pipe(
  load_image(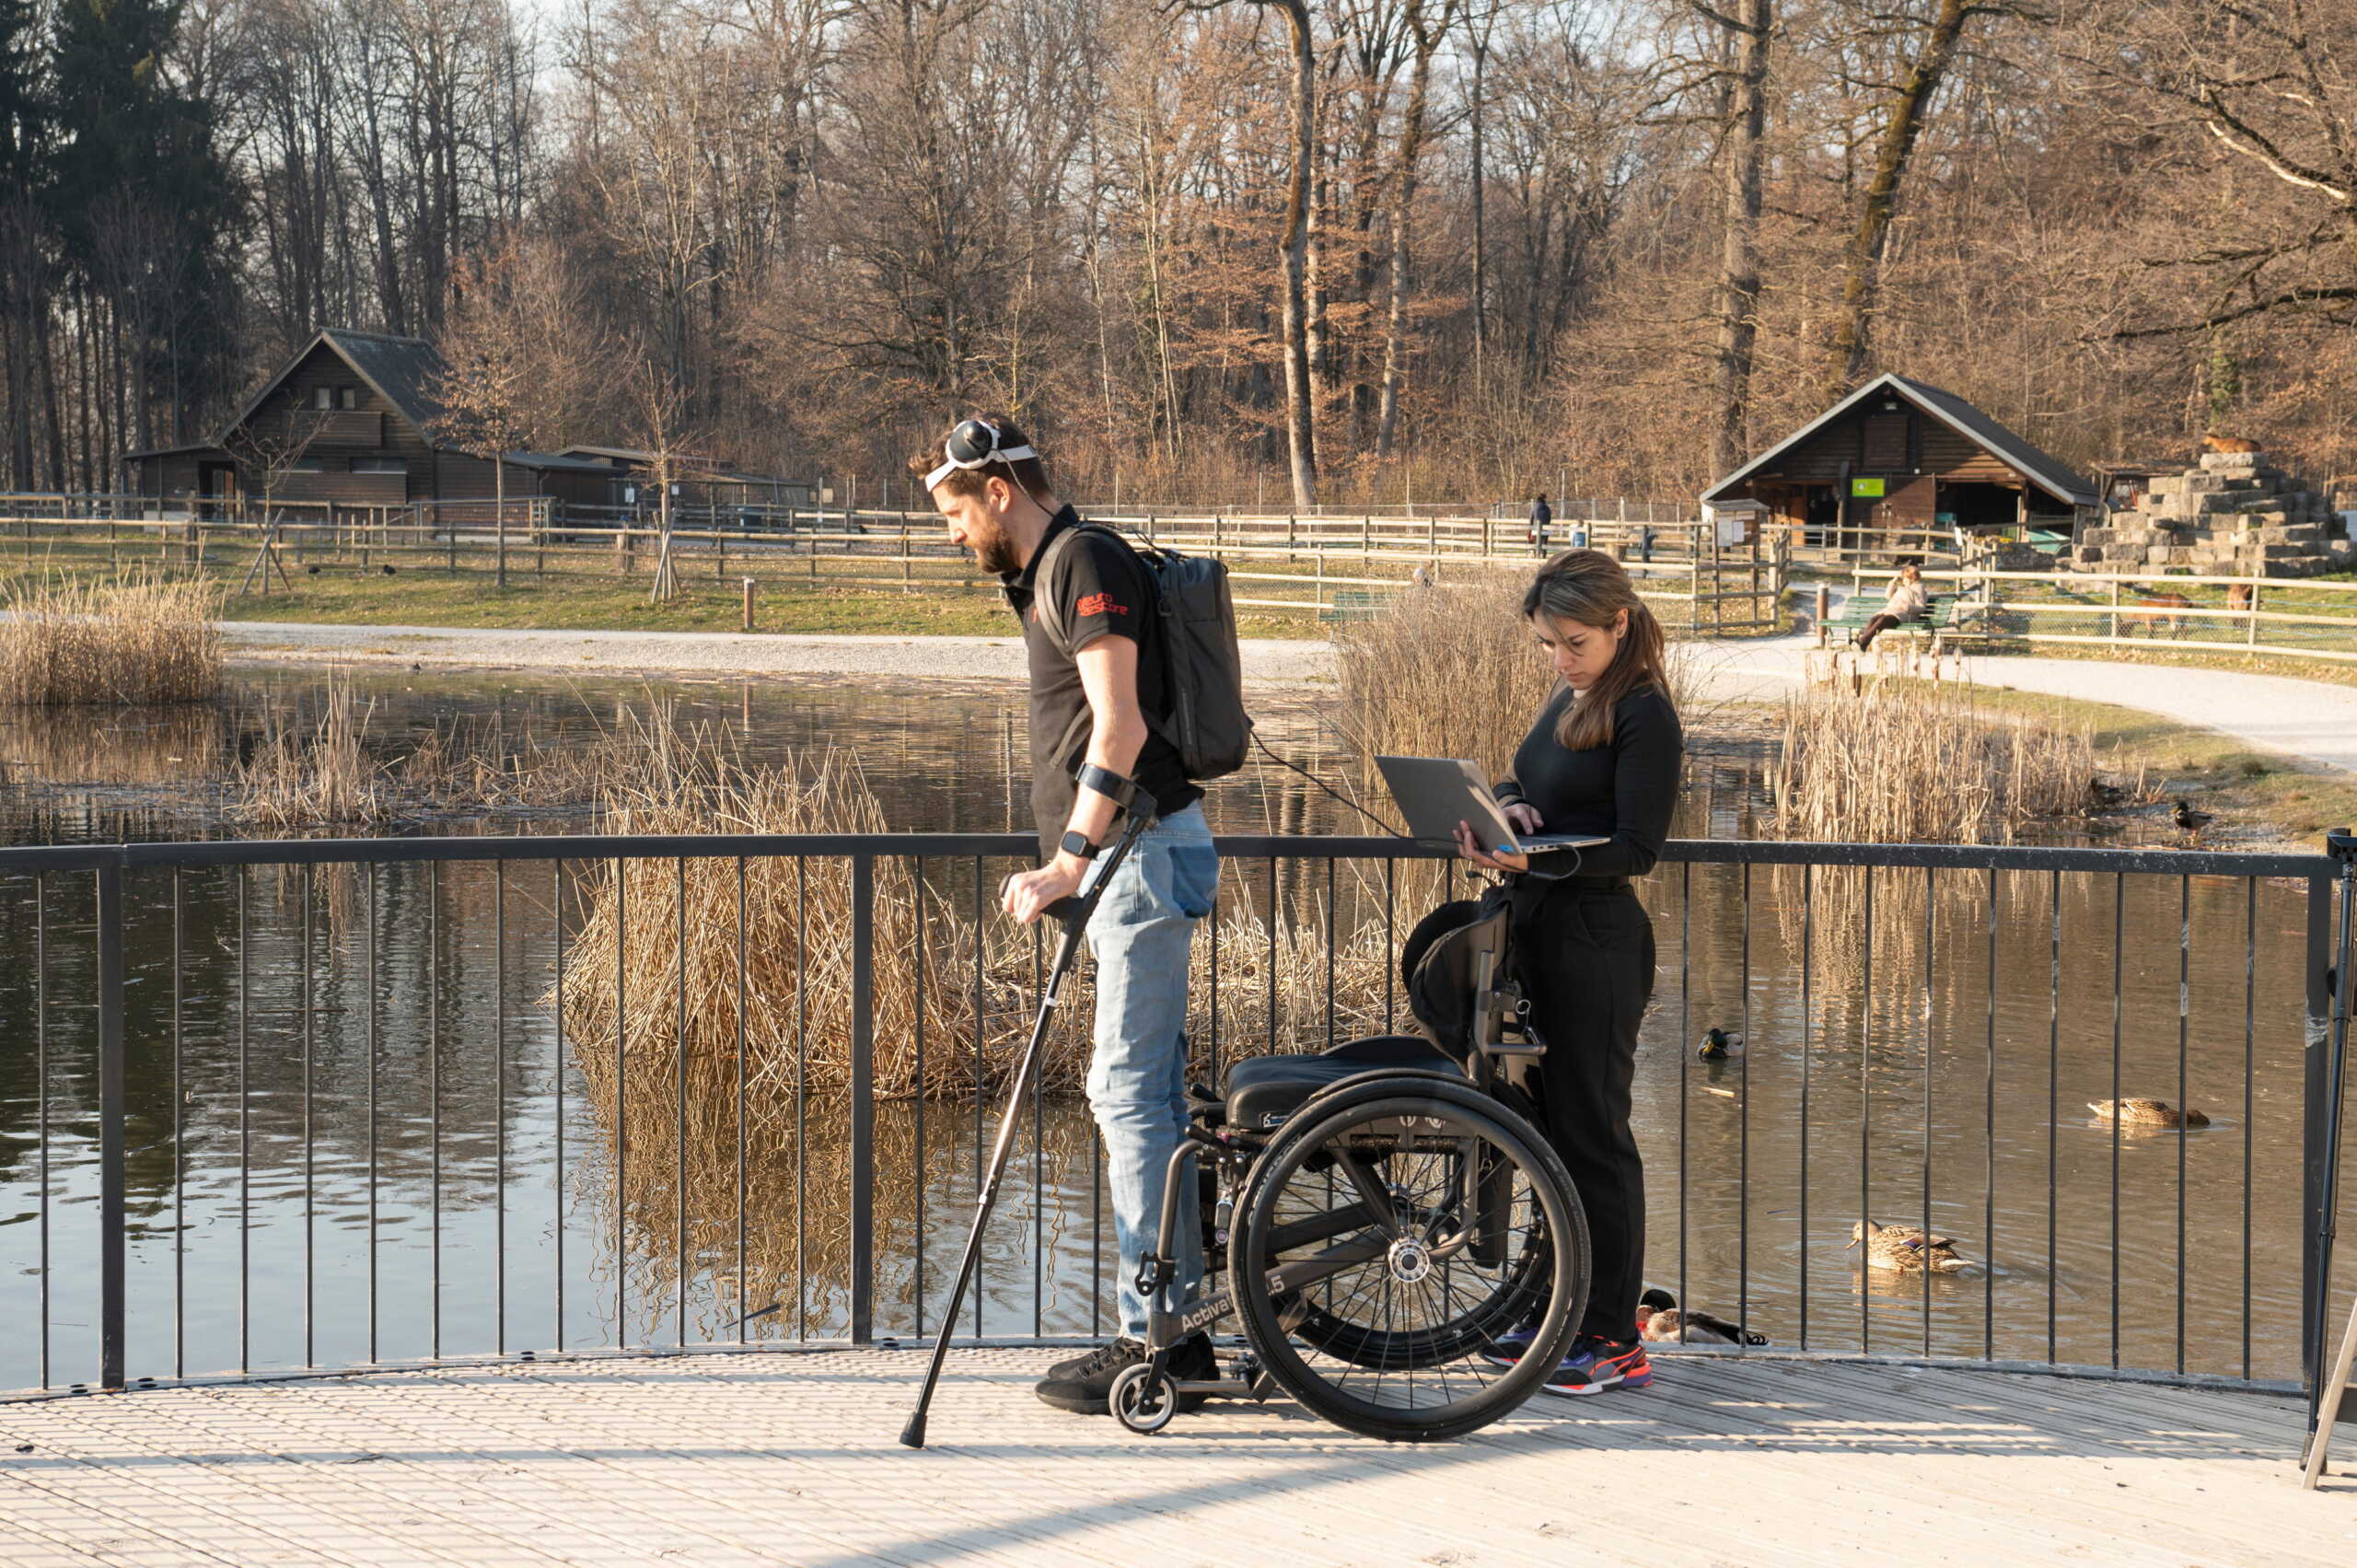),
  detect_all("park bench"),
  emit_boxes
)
[1318,587,1400,622]
[1823,590,1986,651]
